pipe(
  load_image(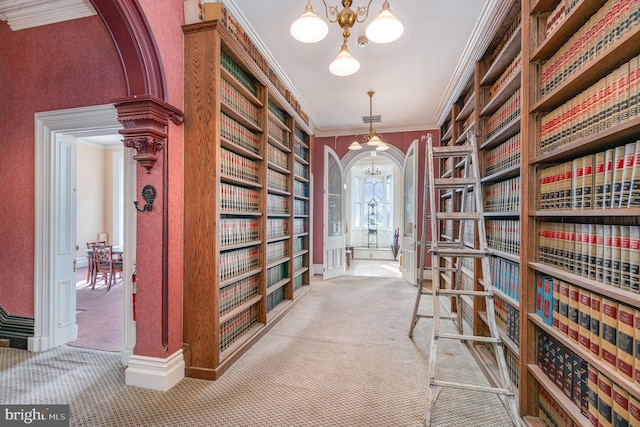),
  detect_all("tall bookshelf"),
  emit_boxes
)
[441,0,640,424]
[523,0,640,425]
[182,6,313,380]
[475,0,523,400]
